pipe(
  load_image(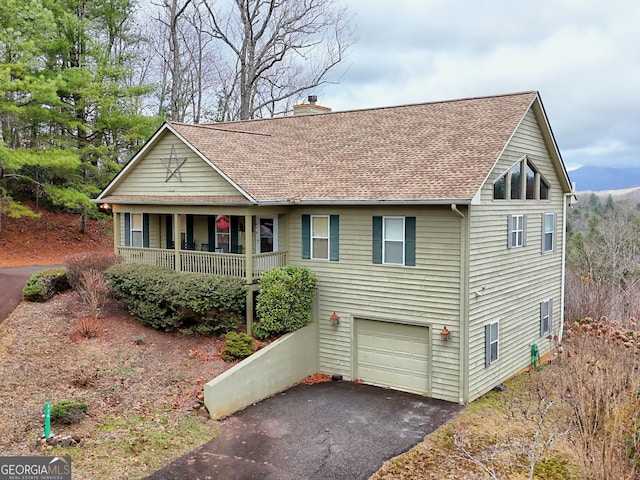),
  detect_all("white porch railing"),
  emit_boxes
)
[118,247,175,269]
[116,247,288,281]
[181,251,245,277]
[252,251,288,279]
